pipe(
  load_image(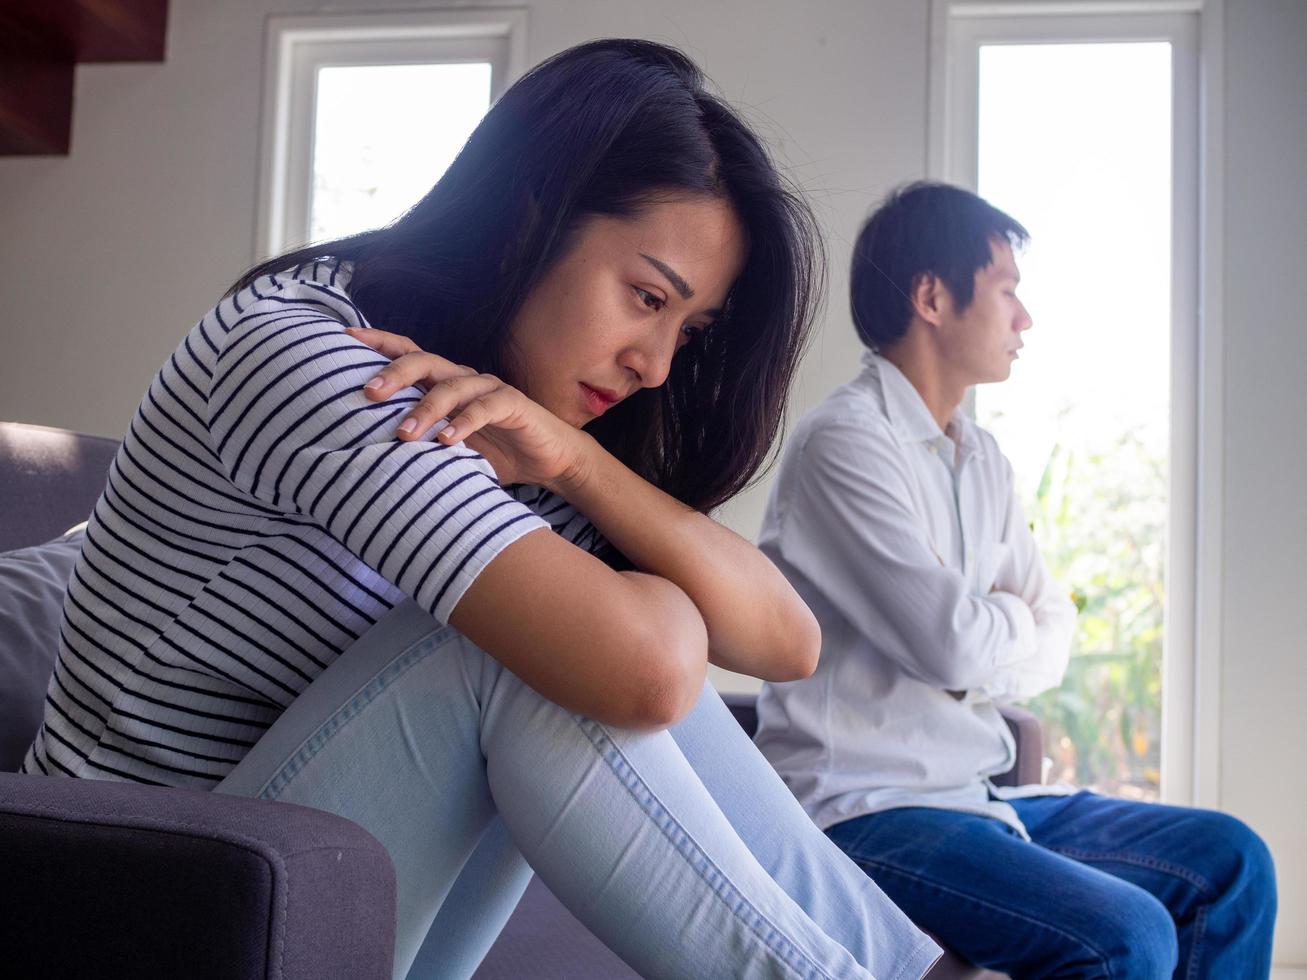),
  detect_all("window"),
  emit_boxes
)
[931,1,1216,803]
[256,9,527,259]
